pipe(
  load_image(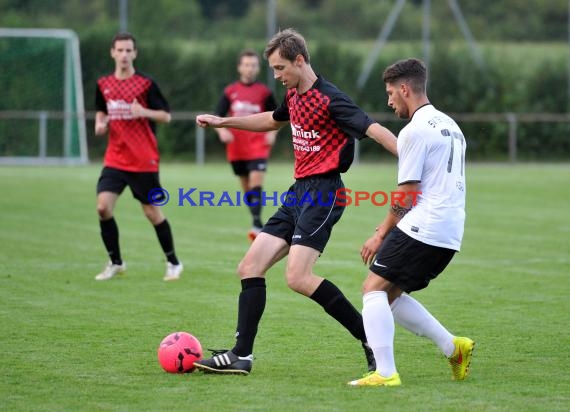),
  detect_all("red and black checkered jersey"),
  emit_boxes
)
[215,81,277,161]
[273,76,374,179]
[95,71,170,172]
